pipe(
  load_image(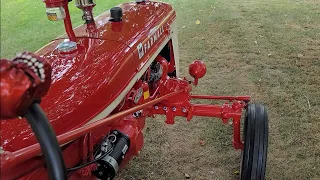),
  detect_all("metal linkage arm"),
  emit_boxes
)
[150,94,249,150]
